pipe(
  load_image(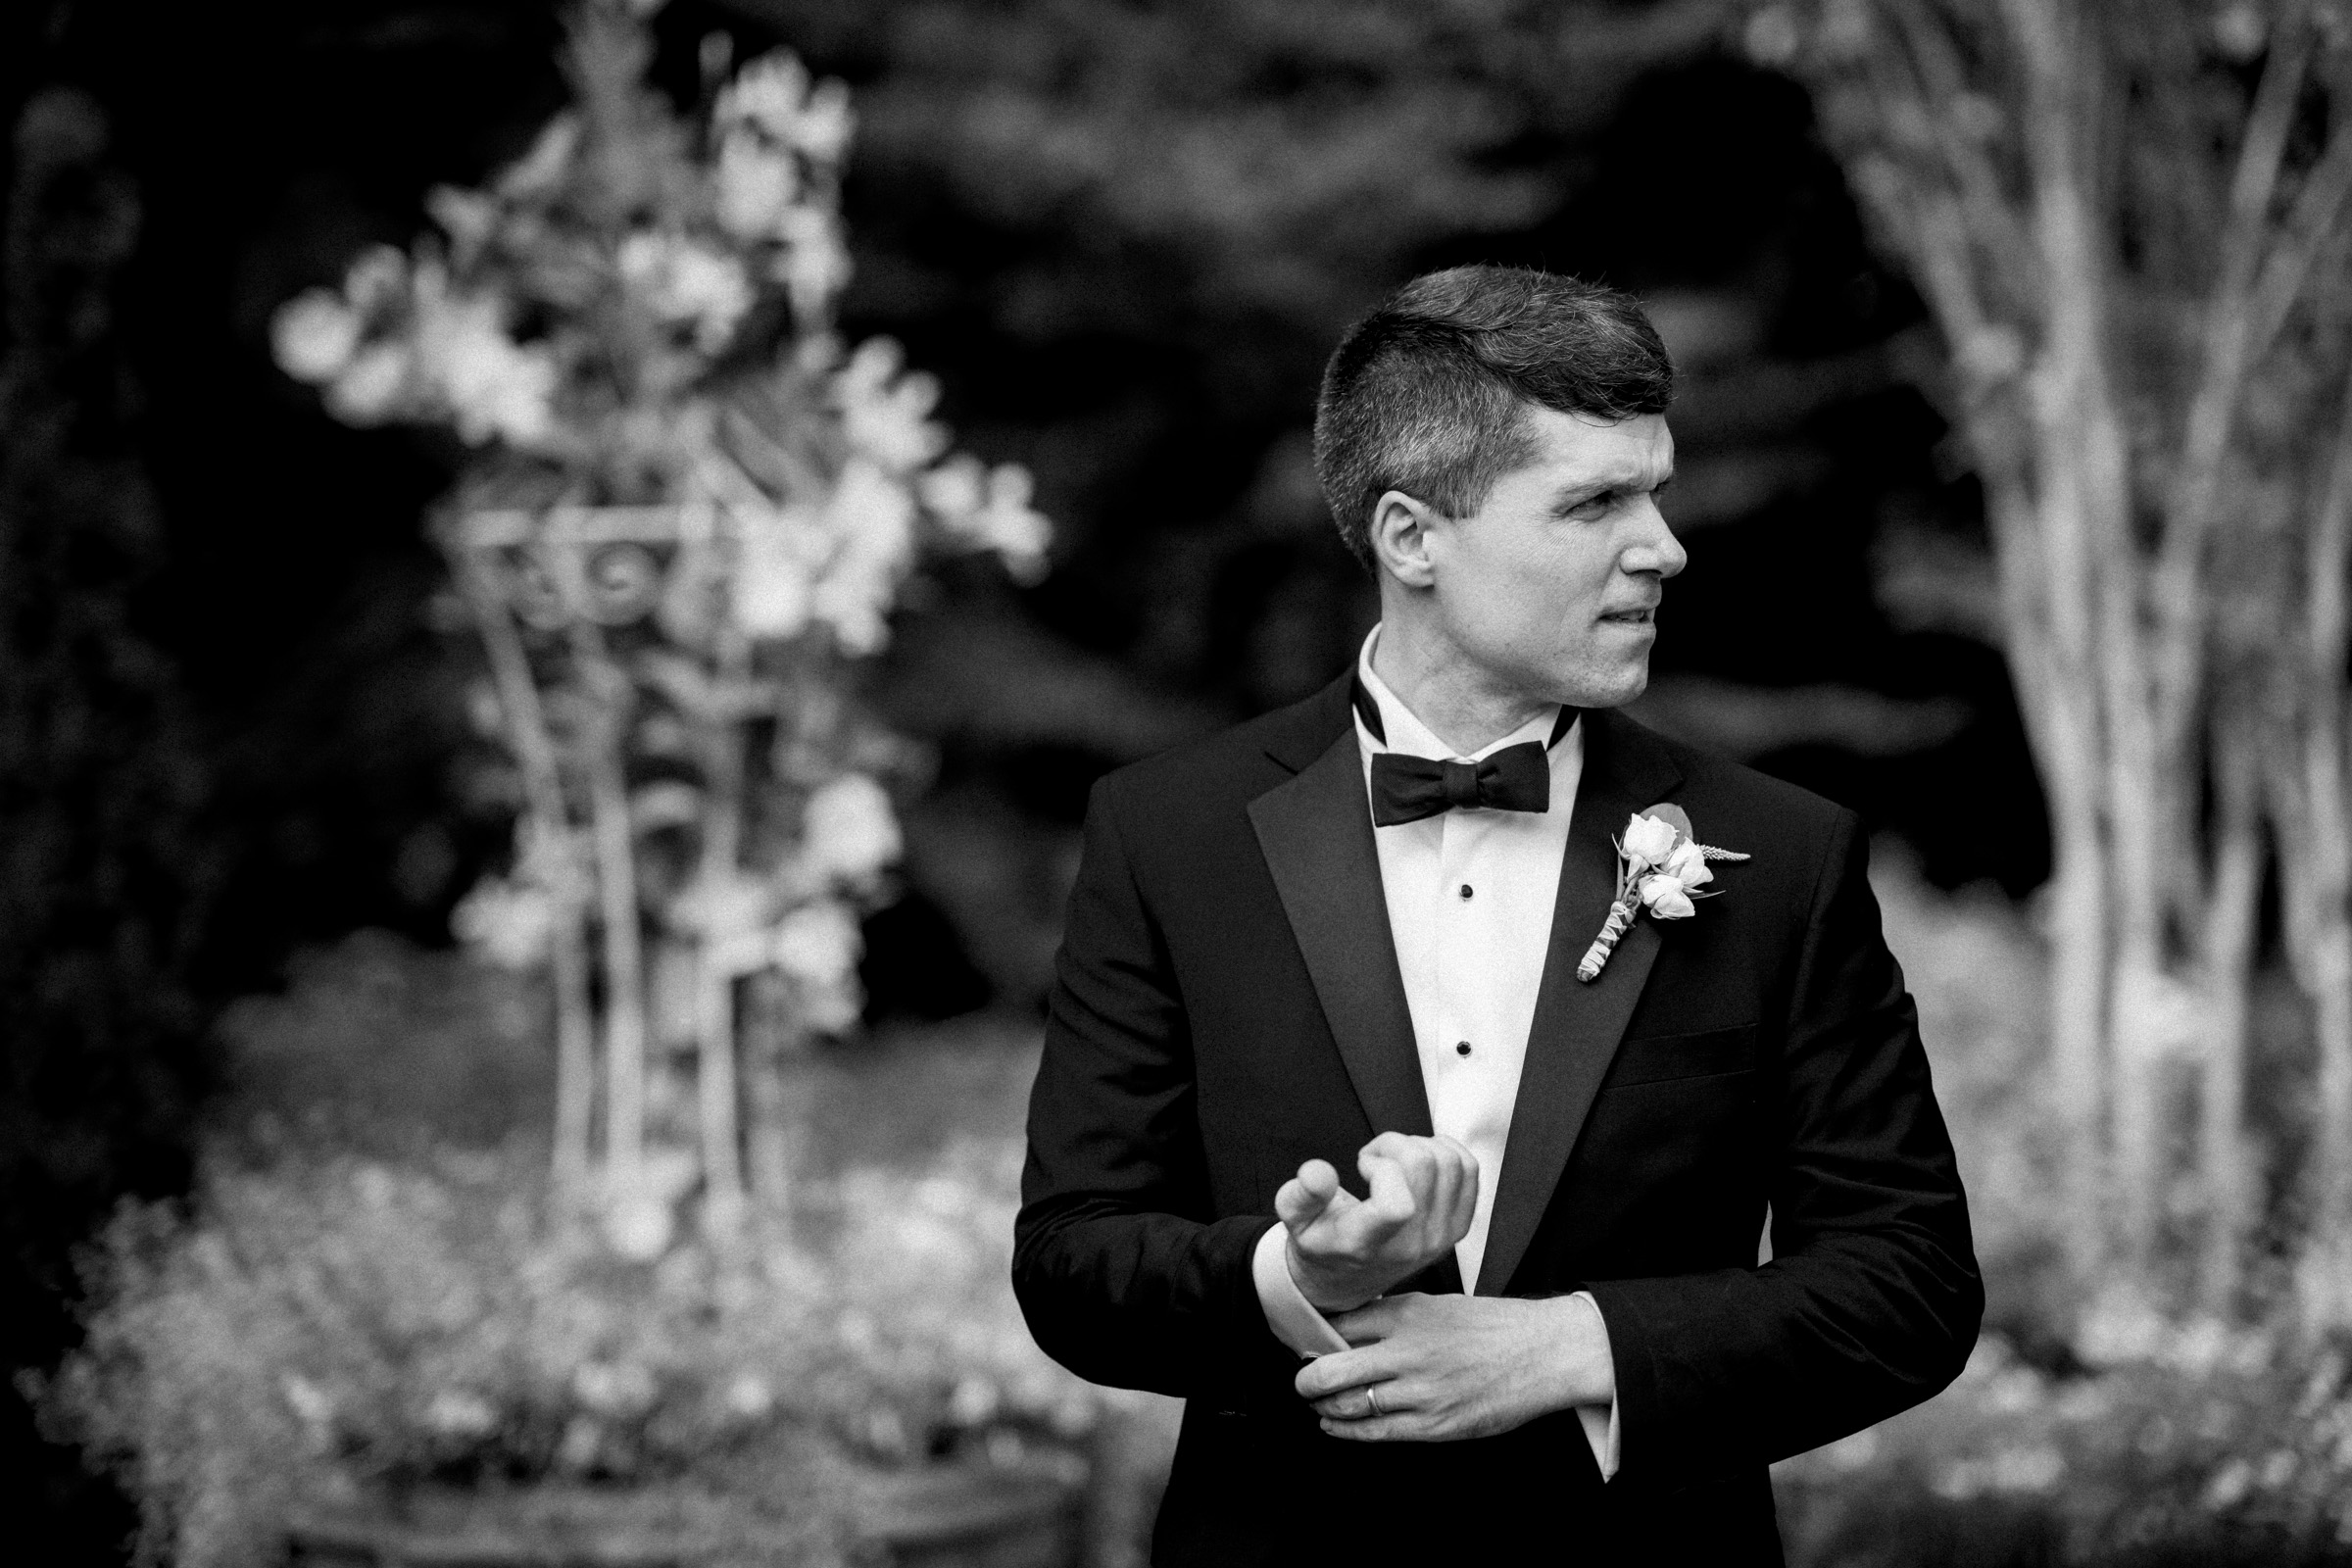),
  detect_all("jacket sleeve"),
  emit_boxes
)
[1011,775,1295,1405]
[1583,810,1984,1483]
